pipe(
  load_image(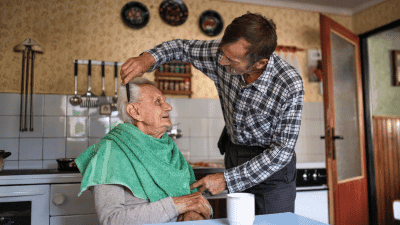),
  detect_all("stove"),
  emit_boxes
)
[295,167,329,224]
[296,168,327,187]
